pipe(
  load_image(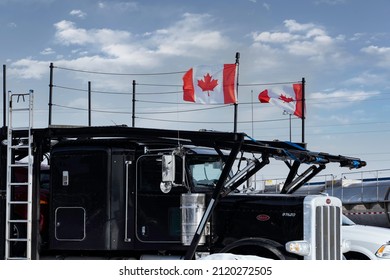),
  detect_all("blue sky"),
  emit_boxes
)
[1,0,390,178]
